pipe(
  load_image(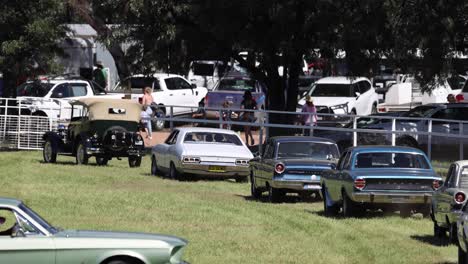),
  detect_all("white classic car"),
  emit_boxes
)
[297,76,379,121]
[151,127,254,181]
[110,73,208,130]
